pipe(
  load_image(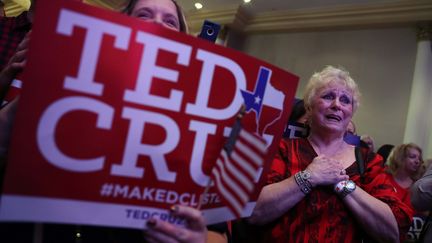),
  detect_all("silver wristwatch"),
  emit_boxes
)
[334,180,356,198]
